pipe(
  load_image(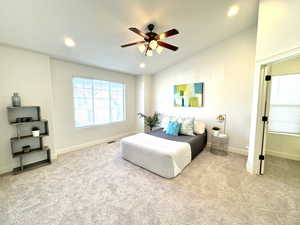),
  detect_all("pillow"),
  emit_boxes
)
[161,115,179,131]
[160,116,170,131]
[178,117,195,136]
[169,116,179,122]
[194,120,206,134]
[166,121,181,136]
